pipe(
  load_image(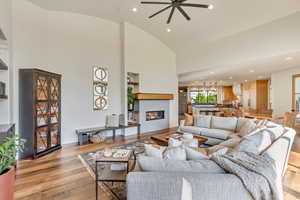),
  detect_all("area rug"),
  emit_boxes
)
[78,140,152,200]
